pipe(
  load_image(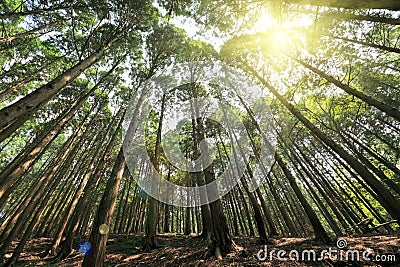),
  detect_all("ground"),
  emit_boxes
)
[6,233,400,266]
